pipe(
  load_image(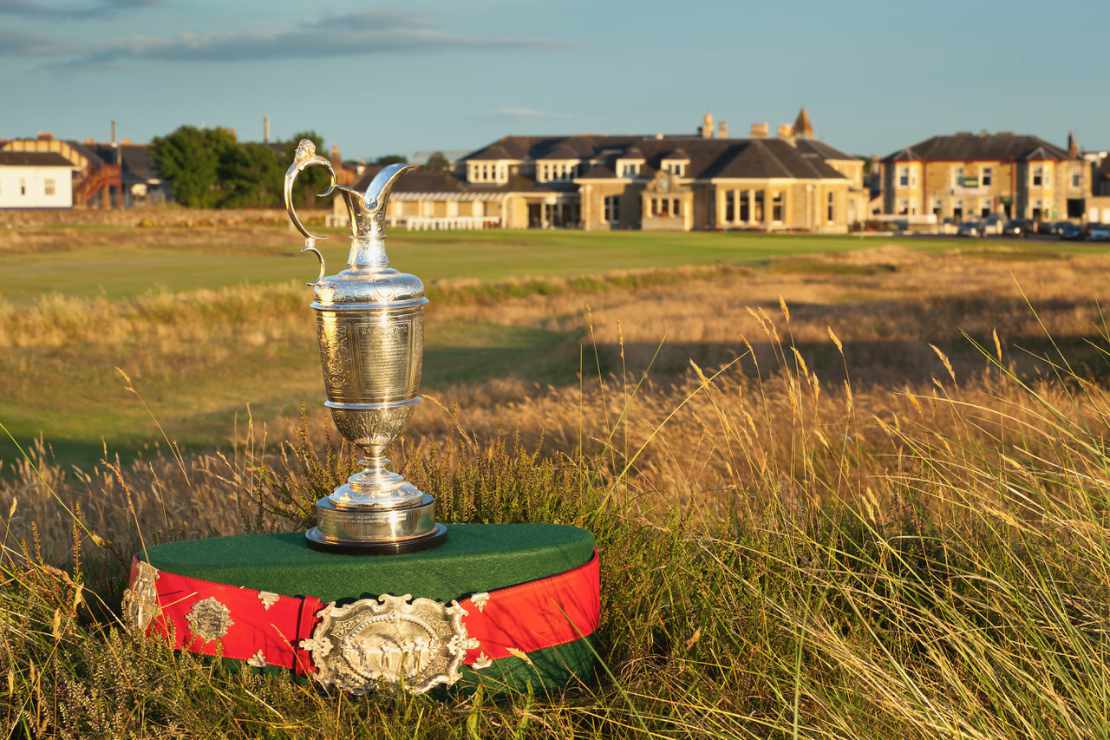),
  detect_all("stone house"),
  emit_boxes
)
[880,132,1090,222]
